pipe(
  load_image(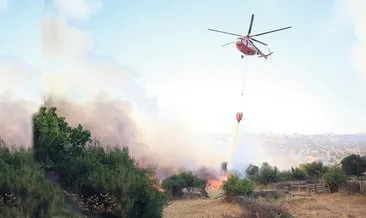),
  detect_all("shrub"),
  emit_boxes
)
[222,174,254,200]
[301,161,326,181]
[32,106,169,217]
[258,163,280,185]
[162,171,207,198]
[323,166,347,192]
[245,164,260,182]
[224,197,293,218]
[290,167,307,181]
[341,154,366,178]
[0,145,80,218]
